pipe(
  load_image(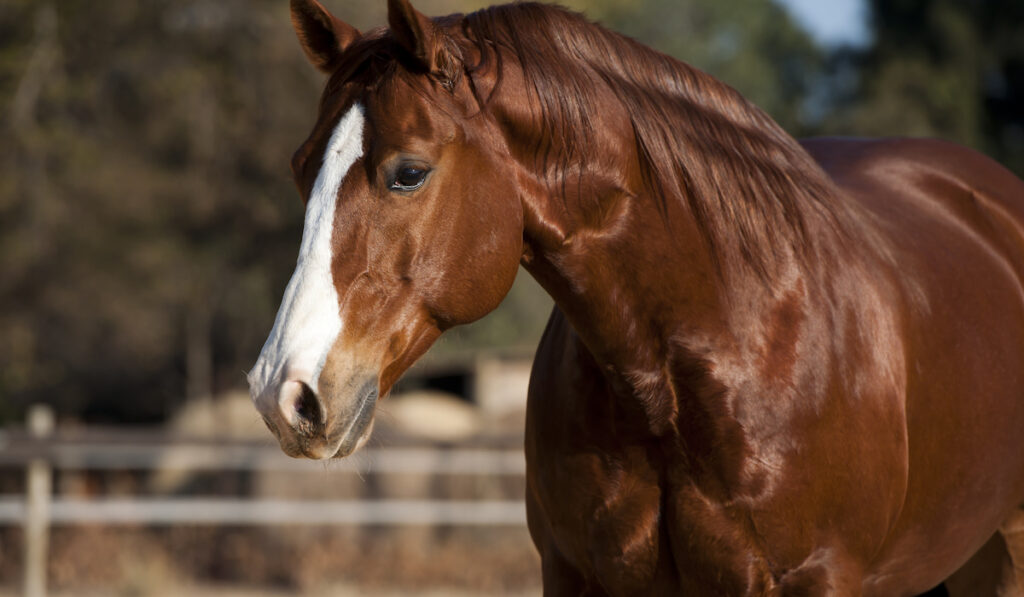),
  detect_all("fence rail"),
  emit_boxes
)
[0,441,526,474]
[0,497,526,525]
[1,405,528,597]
